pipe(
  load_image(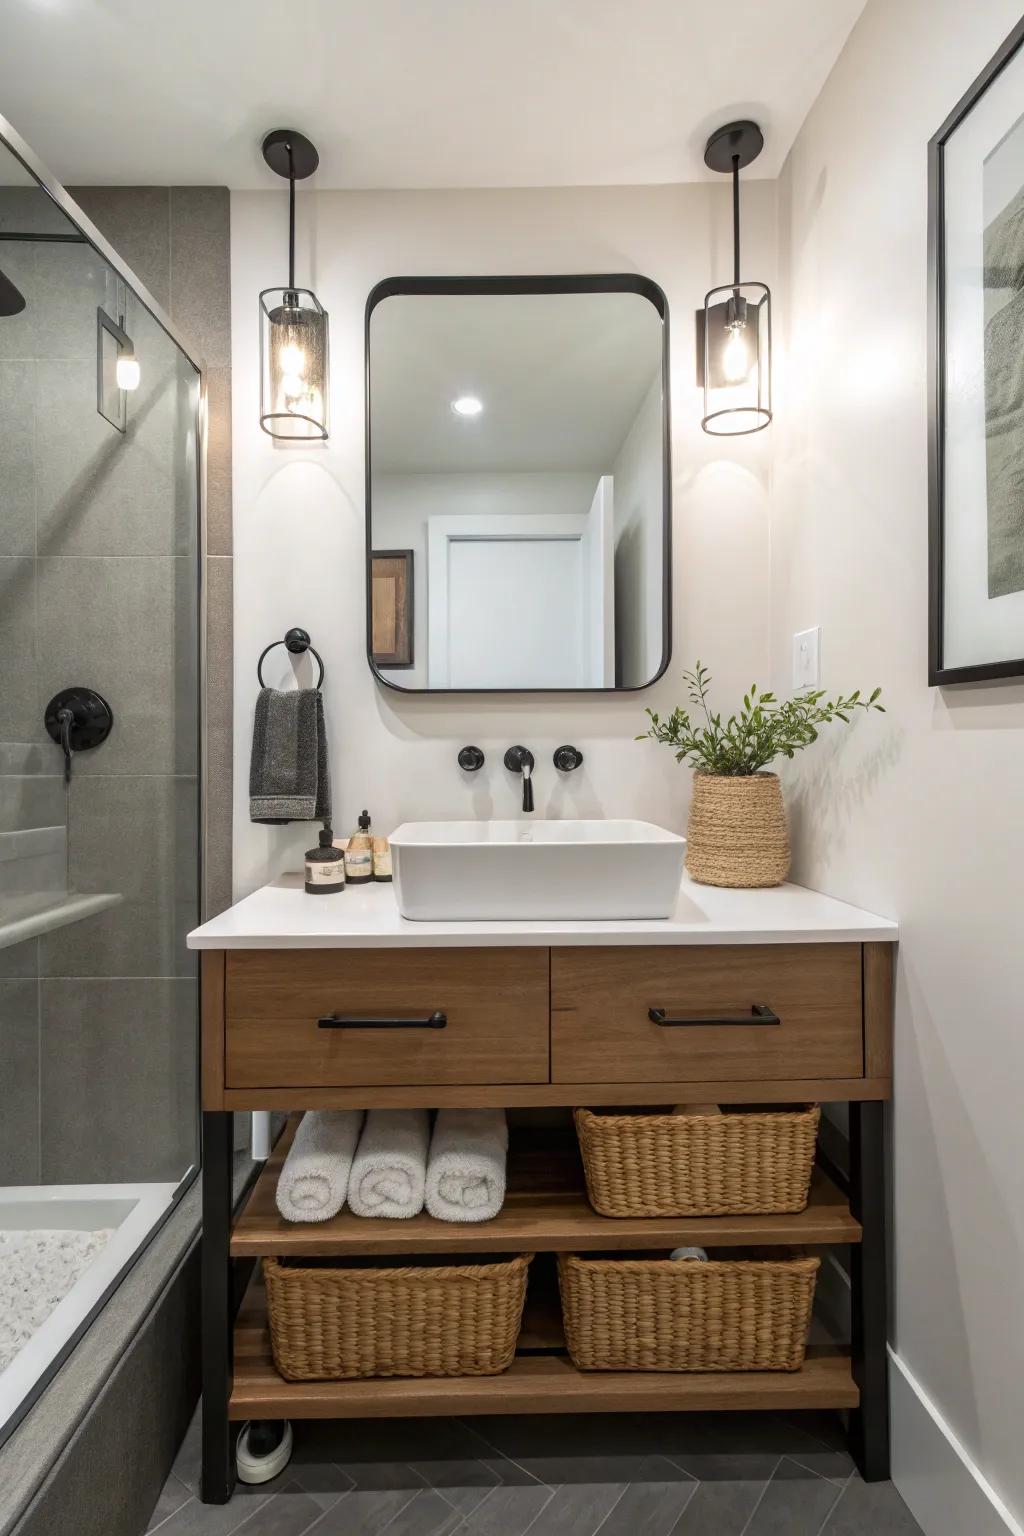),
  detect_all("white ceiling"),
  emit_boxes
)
[0,0,865,189]
[370,290,663,473]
